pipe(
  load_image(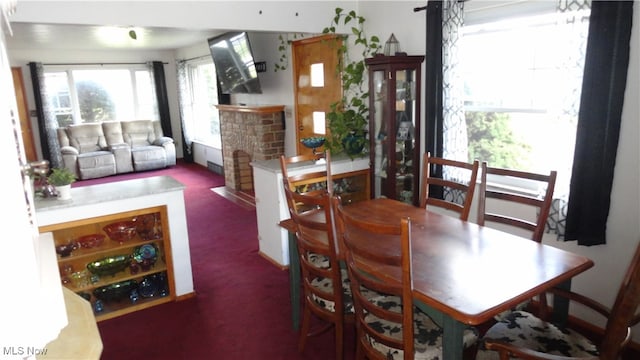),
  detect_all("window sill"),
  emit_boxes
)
[192,139,221,150]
